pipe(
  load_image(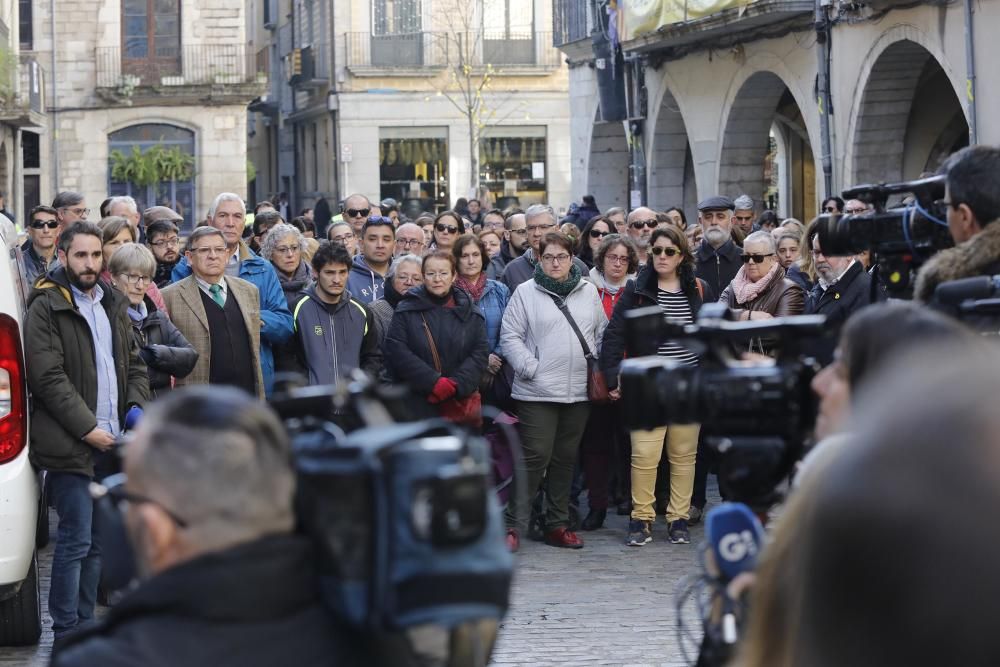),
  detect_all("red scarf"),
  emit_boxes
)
[455,272,488,303]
